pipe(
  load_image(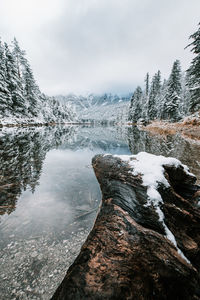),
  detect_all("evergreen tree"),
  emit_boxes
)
[164,60,182,121]
[180,73,190,116]
[145,72,149,97]
[147,70,161,120]
[4,42,25,115]
[186,23,200,112]
[159,79,168,119]
[129,86,143,122]
[23,63,40,117]
[12,38,26,79]
[0,40,10,116]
